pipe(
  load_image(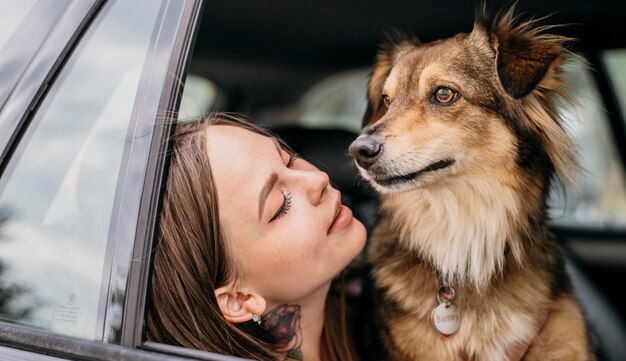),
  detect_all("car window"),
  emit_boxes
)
[0,0,71,110]
[603,49,626,120]
[0,0,38,51]
[296,56,626,228]
[0,0,164,340]
[548,57,626,227]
